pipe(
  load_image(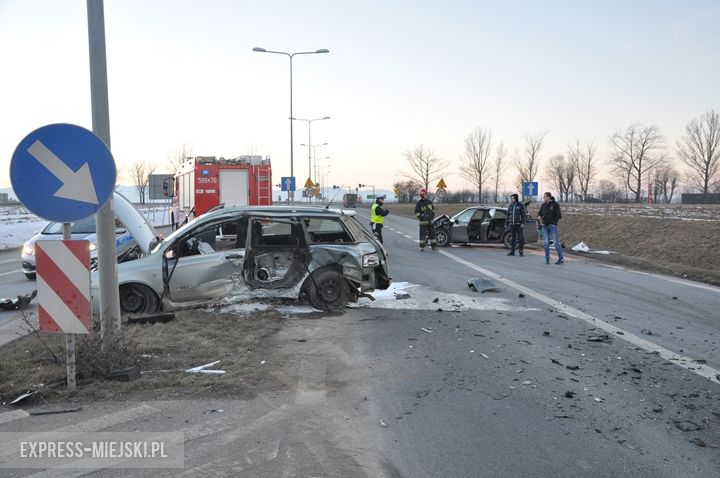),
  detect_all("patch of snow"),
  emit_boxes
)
[351,281,537,312]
